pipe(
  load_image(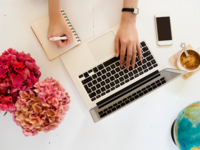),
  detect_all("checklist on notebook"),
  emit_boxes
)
[31,10,81,61]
